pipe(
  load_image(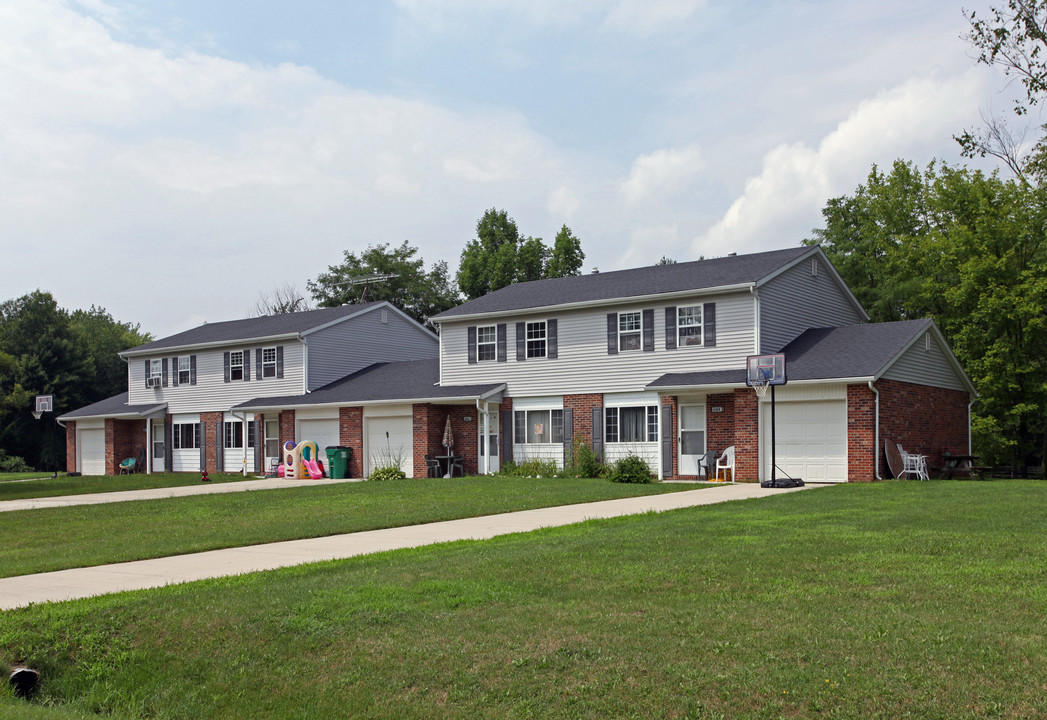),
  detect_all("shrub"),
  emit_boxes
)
[0,450,32,473]
[500,458,559,478]
[609,455,654,484]
[369,447,407,481]
[570,438,604,478]
[369,465,406,482]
